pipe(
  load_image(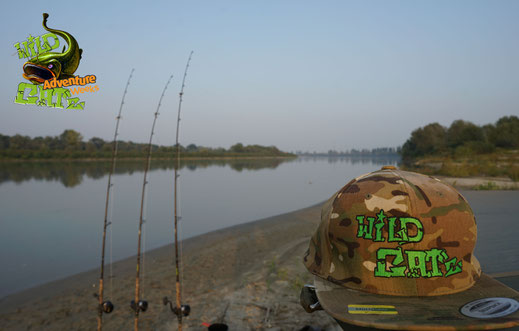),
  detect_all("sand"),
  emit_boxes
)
[0,203,341,331]
[2,182,518,331]
[435,175,519,190]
